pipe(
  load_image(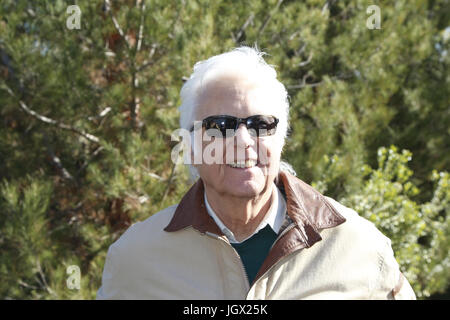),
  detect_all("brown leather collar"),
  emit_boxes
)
[275,171,346,237]
[164,177,224,235]
[164,171,346,284]
[164,171,345,234]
